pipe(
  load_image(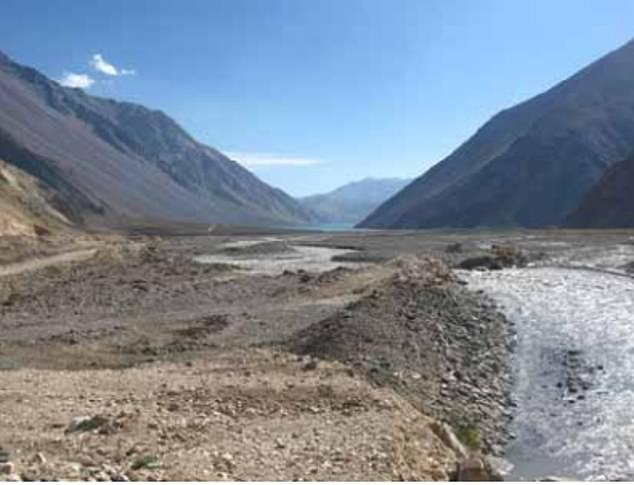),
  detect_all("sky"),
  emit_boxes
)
[1,0,634,196]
